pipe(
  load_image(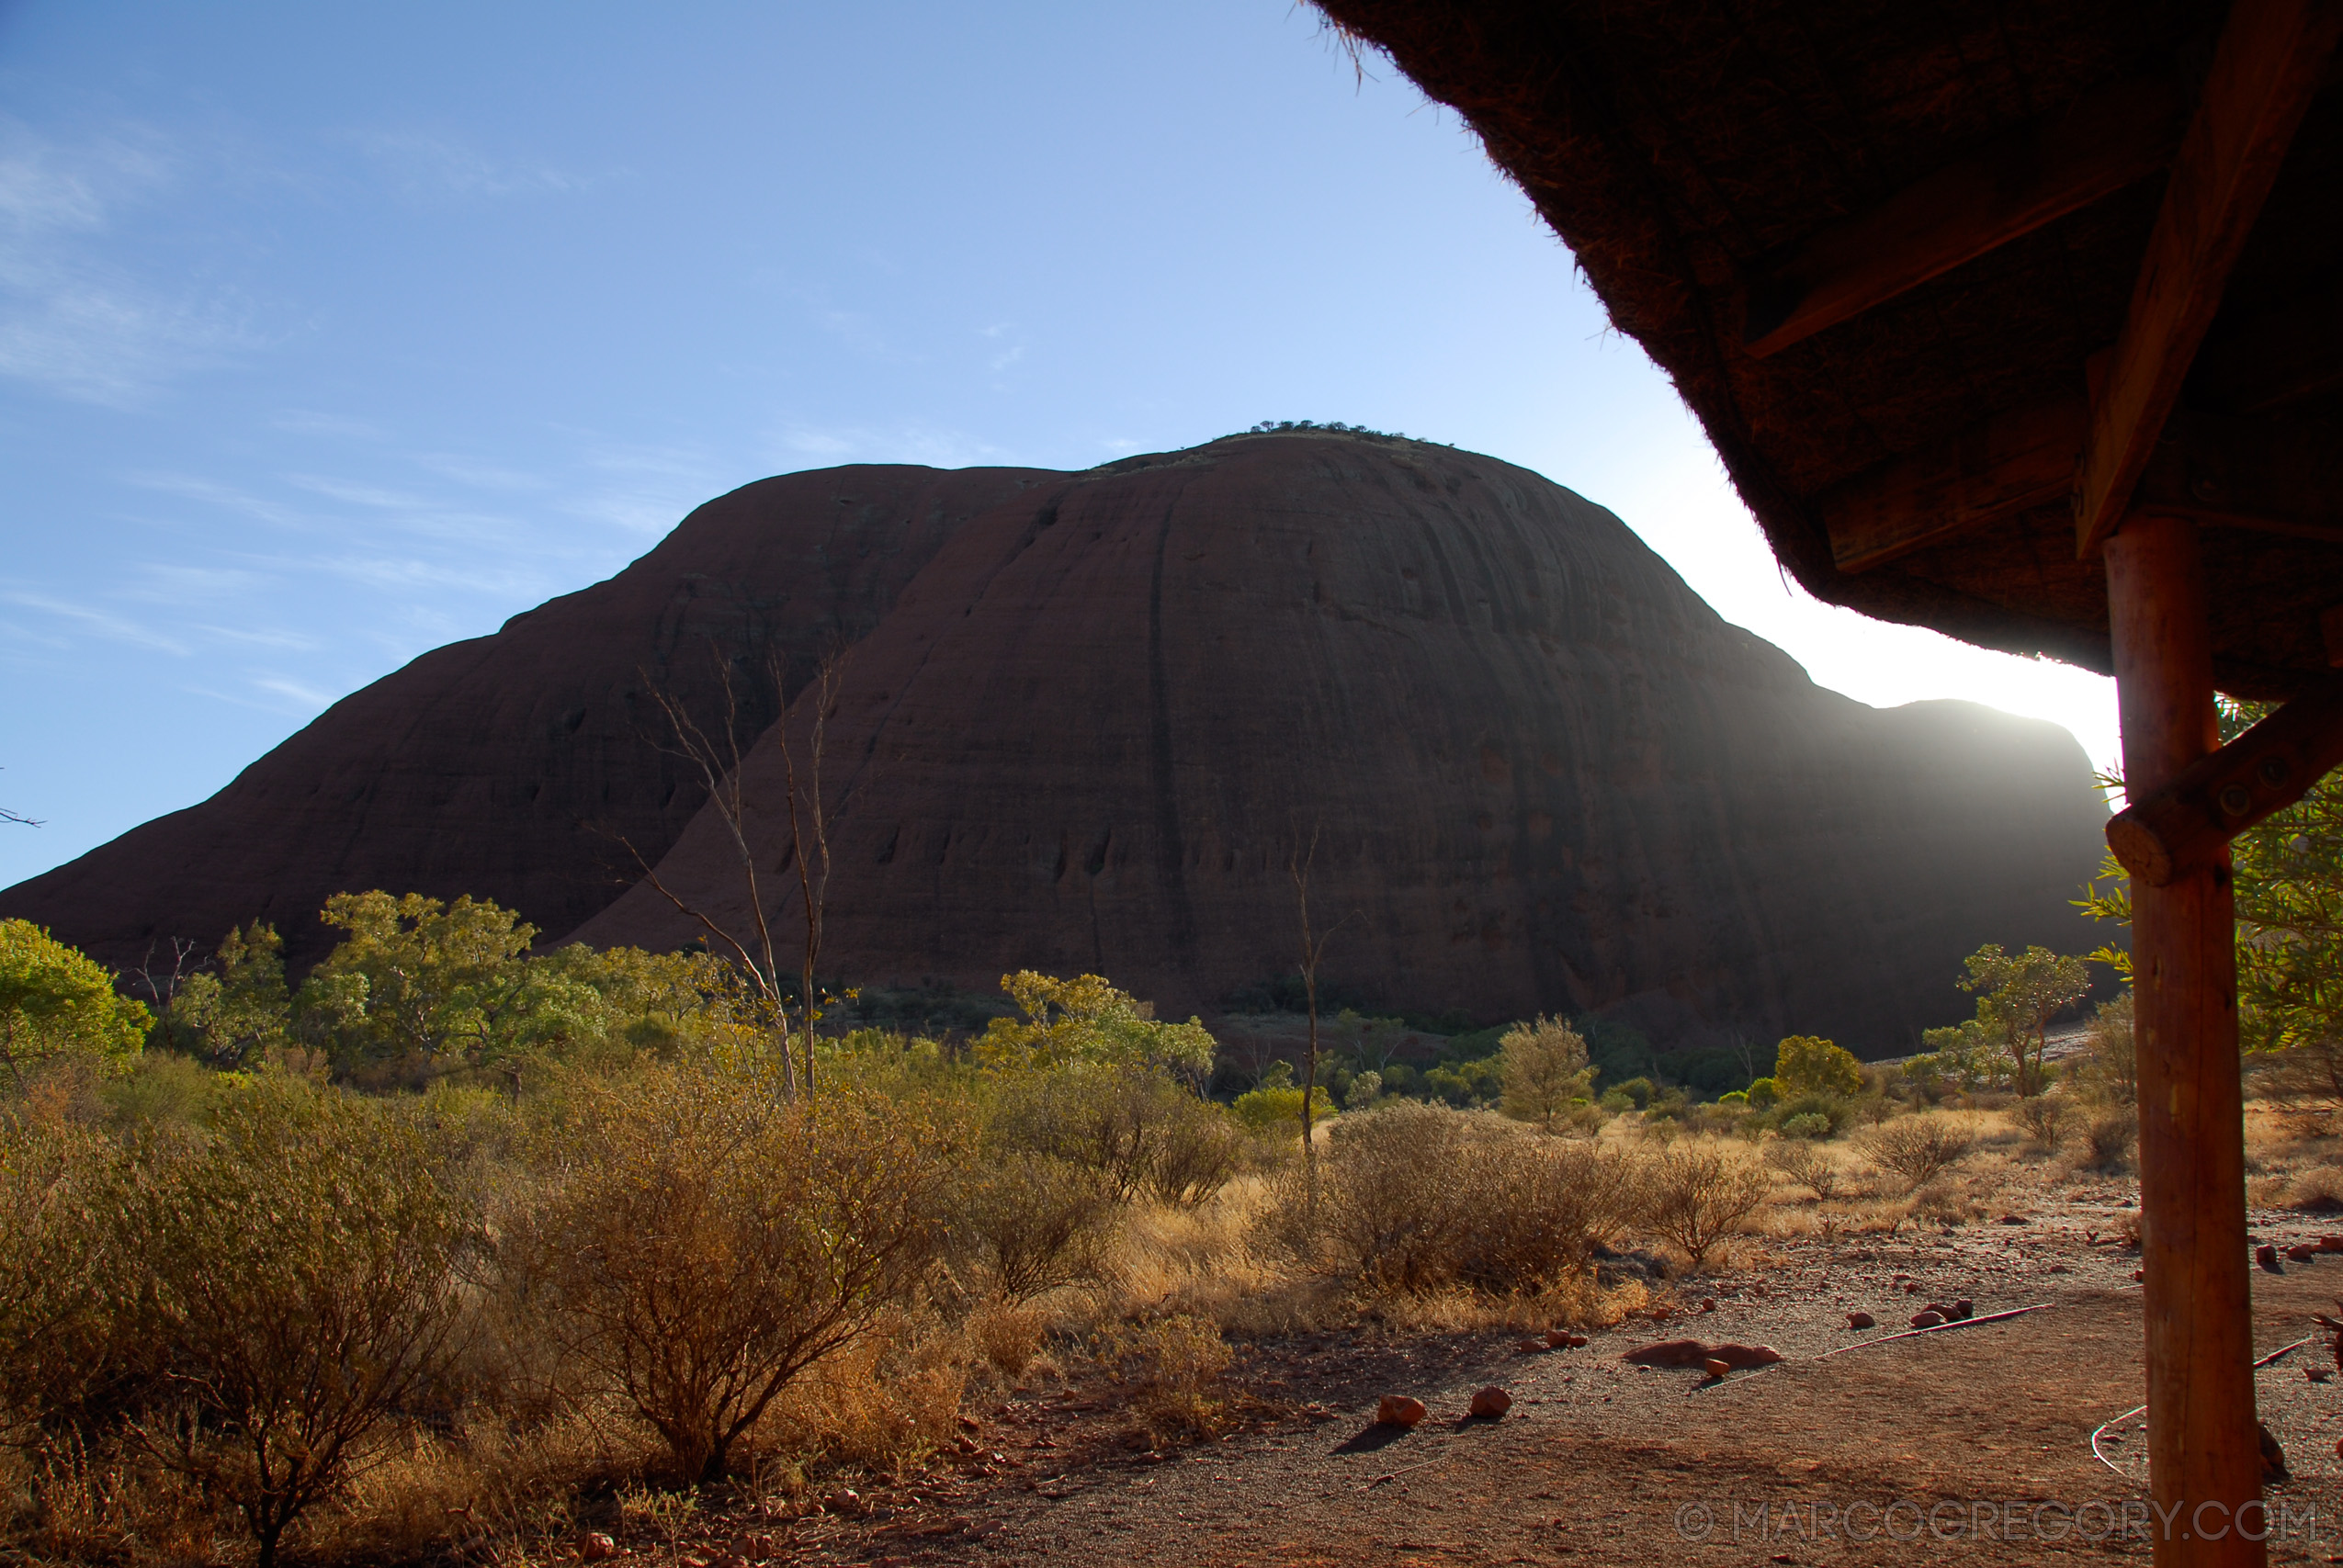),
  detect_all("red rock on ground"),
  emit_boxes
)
[1468,1386,1512,1418]
[1375,1394,1427,1427]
